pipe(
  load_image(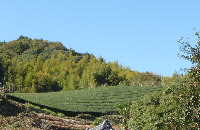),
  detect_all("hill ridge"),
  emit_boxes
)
[0,36,170,93]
